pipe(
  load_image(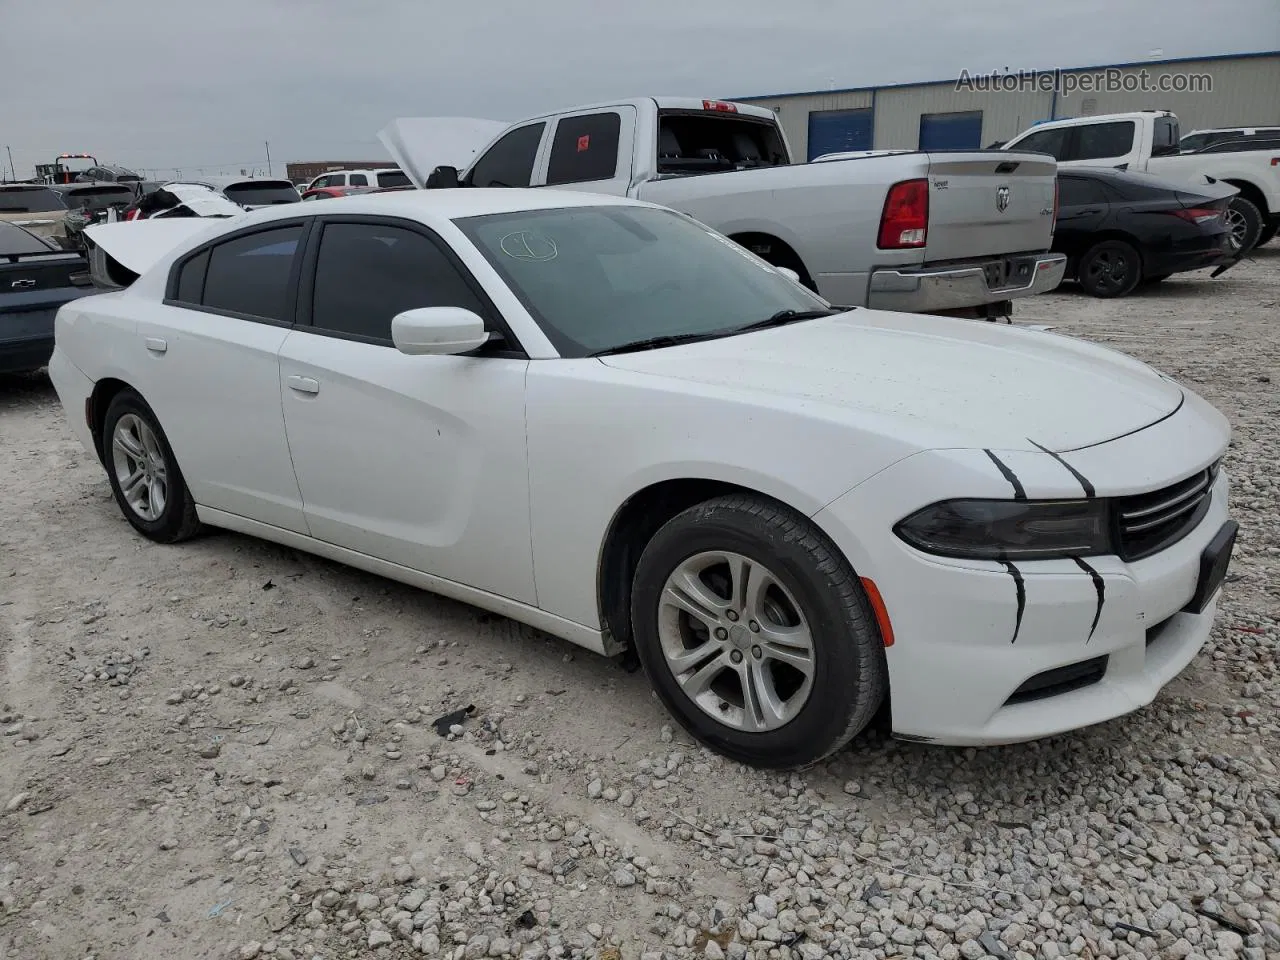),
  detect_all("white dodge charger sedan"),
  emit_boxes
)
[50,190,1236,769]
